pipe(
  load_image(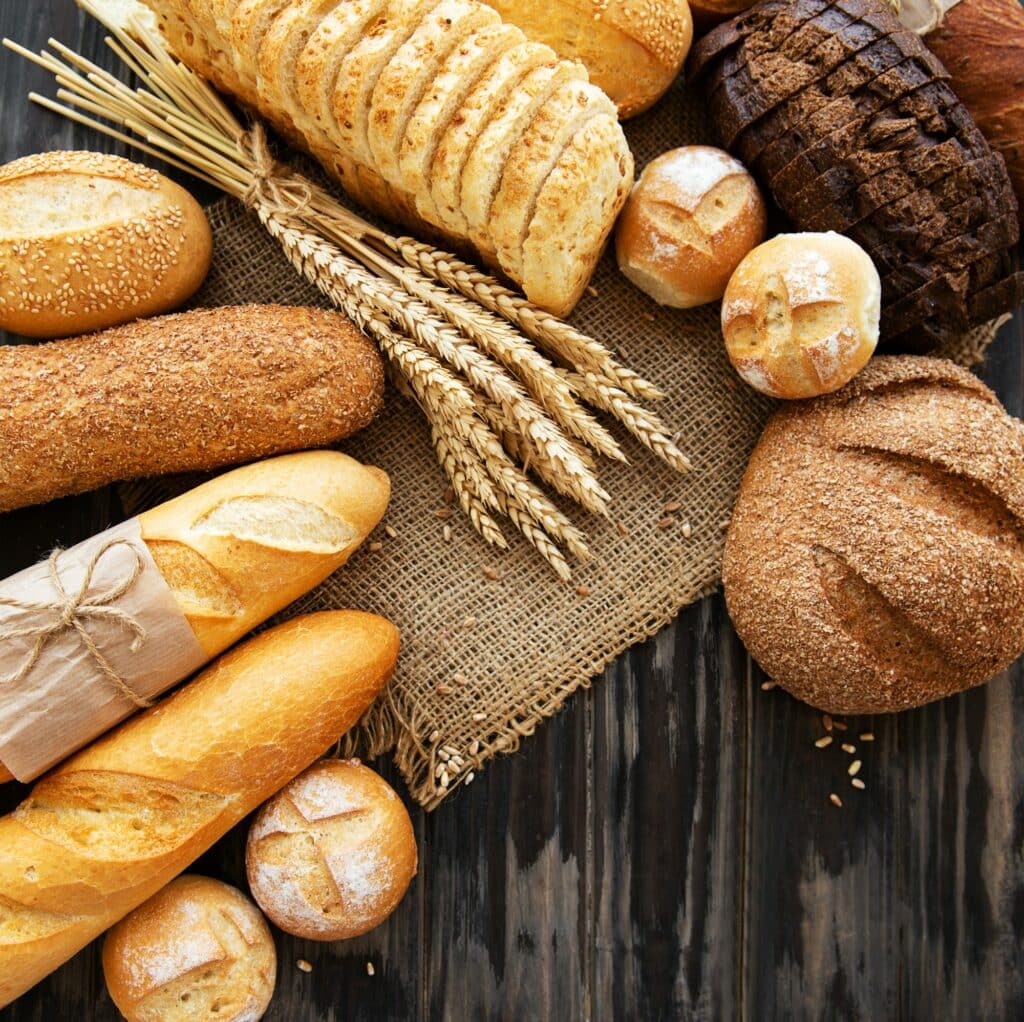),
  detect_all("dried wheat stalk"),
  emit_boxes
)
[5,2,692,576]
